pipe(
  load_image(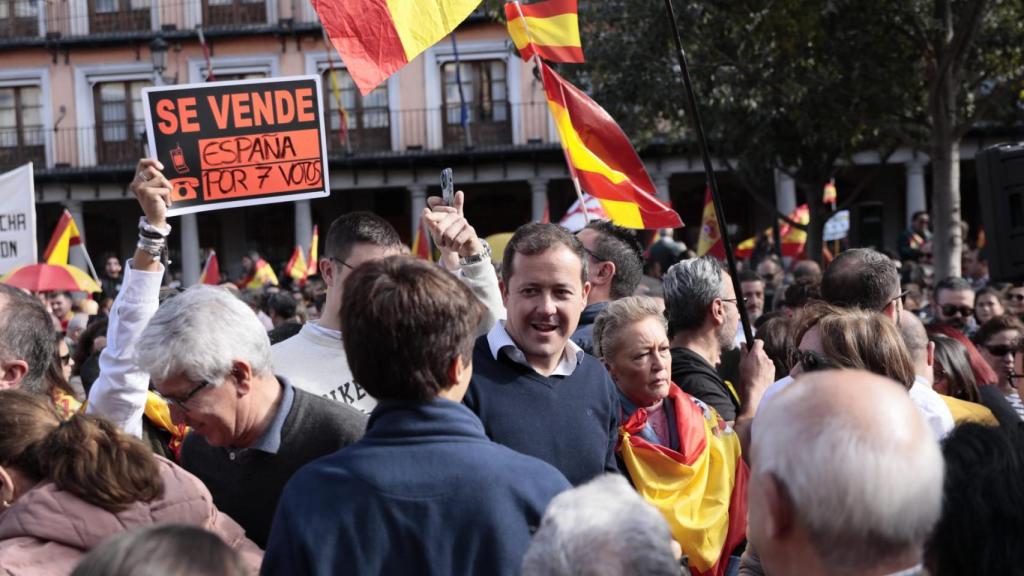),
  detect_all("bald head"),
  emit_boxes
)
[821,248,900,312]
[750,370,944,575]
[898,310,929,364]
